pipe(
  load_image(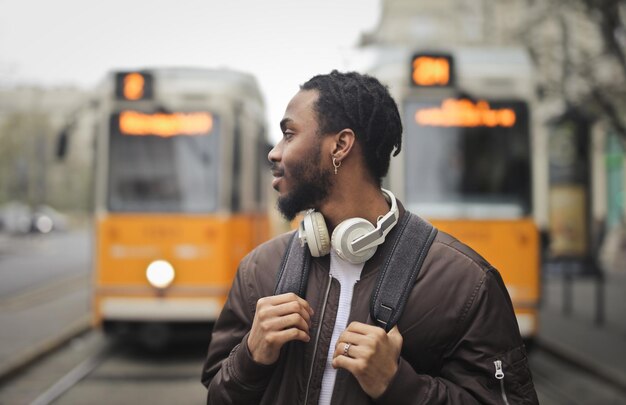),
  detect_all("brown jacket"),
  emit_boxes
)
[201,208,539,404]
